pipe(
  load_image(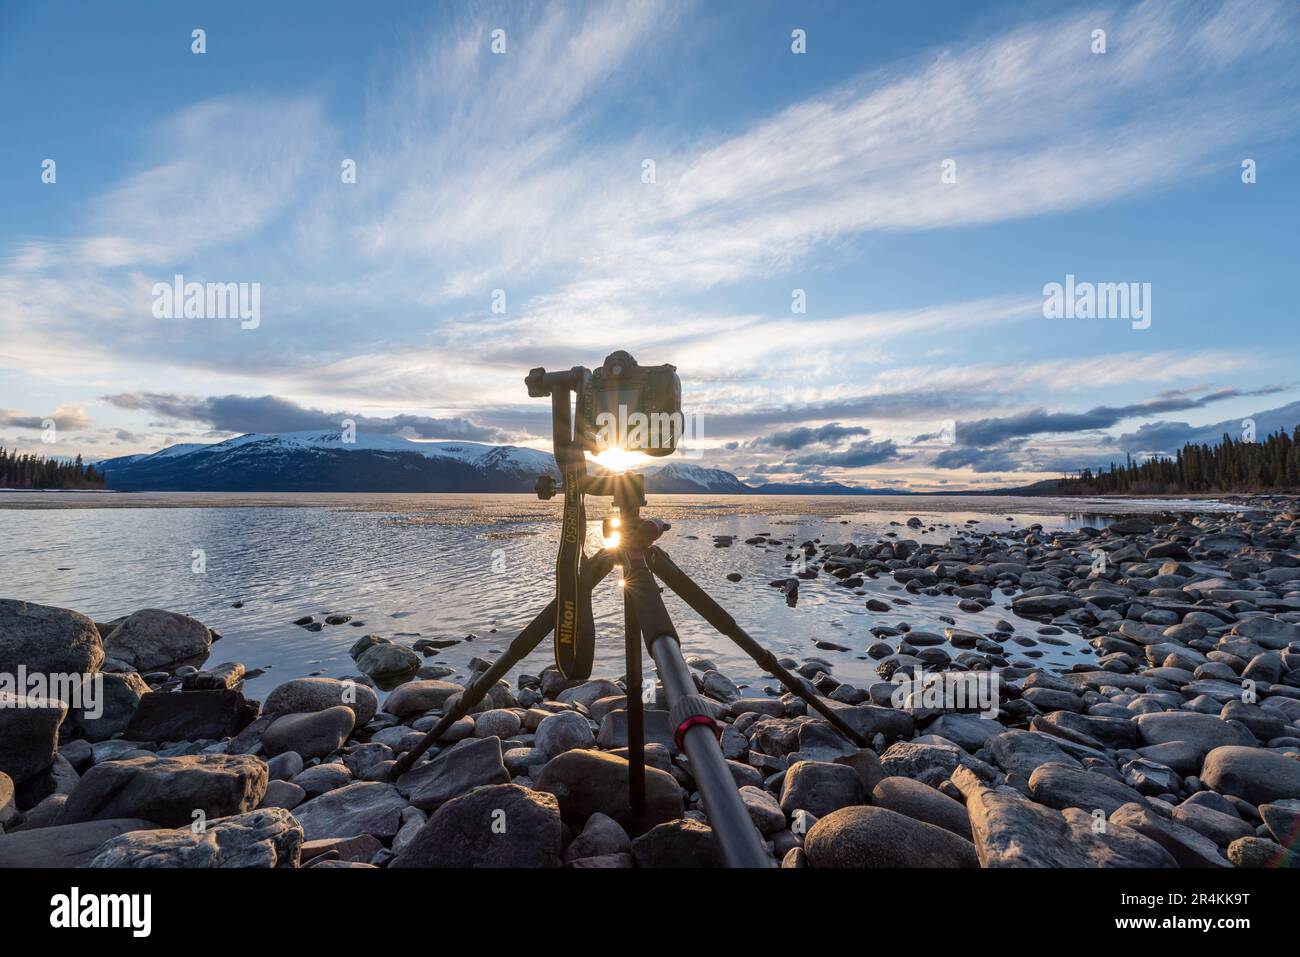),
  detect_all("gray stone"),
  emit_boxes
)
[124,689,259,743]
[77,671,150,742]
[957,768,1175,867]
[262,706,355,761]
[396,736,509,810]
[779,760,865,818]
[1135,711,1256,755]
[1201,745,1300,805]
[292,781,407,841]
[805,805,978,867]
[266,750,303,781]
[87,807,302,868]
[391,784,562,867]
[536,710,596,758]
[474,709,521,739]
[1110,802,1230,868]
[562,811,631,861]
[0,599,104,678]
[871,776,972,840]
[536,749,683,834]
[1172,801,1254,845]
[291,762,352,798]
[56,754,266,826]
[0,817,156,868]
[1228,836,1300,868]
[0,692,66,783]
[262,677,378,726]
[260,779,307,810]
[989,729,1080,777]
[738,785,786,835]
[103,609,212,671]
[1028,762,1147,815]
[382,679,463,717]
[353,640,421,679]
[630,818,724,868]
